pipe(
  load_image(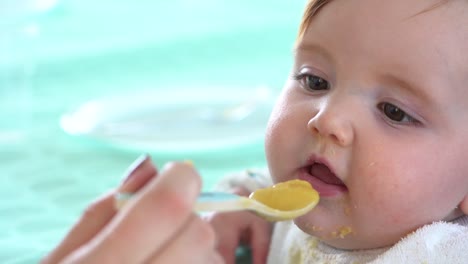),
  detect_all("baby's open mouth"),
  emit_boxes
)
[308,163,345,186]
[299,162,348,197]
